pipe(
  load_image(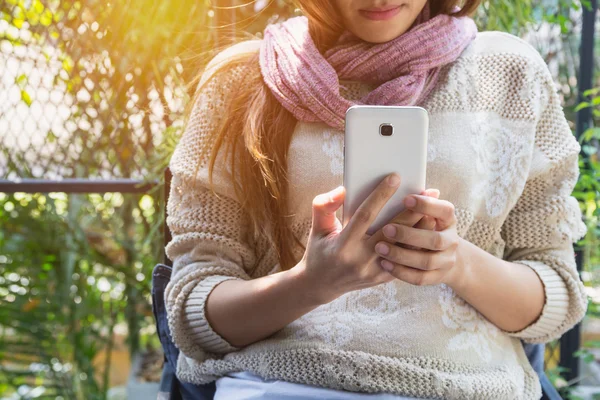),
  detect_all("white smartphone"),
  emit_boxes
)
[342,105,429,236]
